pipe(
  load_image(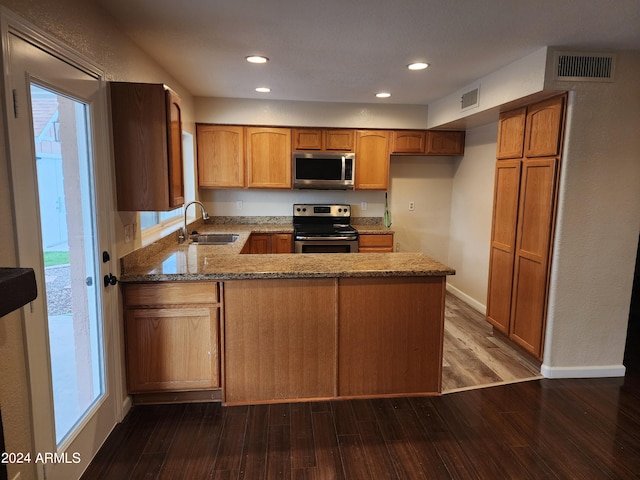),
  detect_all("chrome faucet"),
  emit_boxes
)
[179,200,209,243]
